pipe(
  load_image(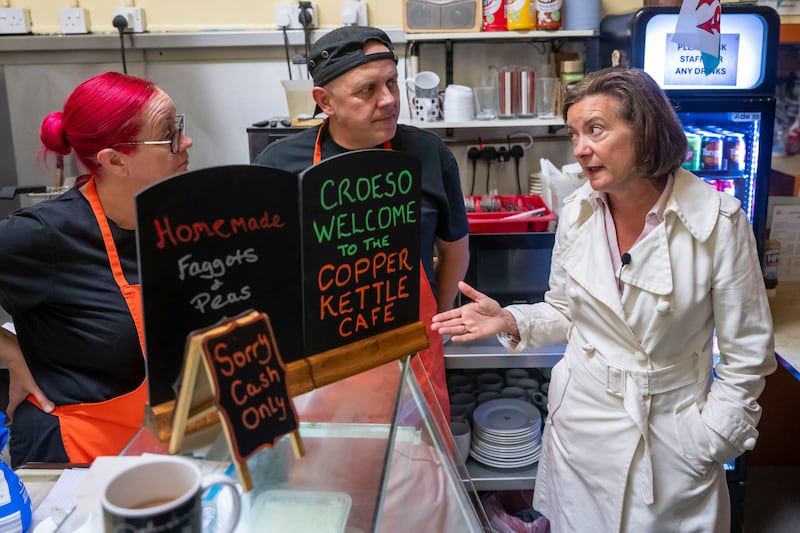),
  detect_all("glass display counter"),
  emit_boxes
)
[57,357,490,532]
